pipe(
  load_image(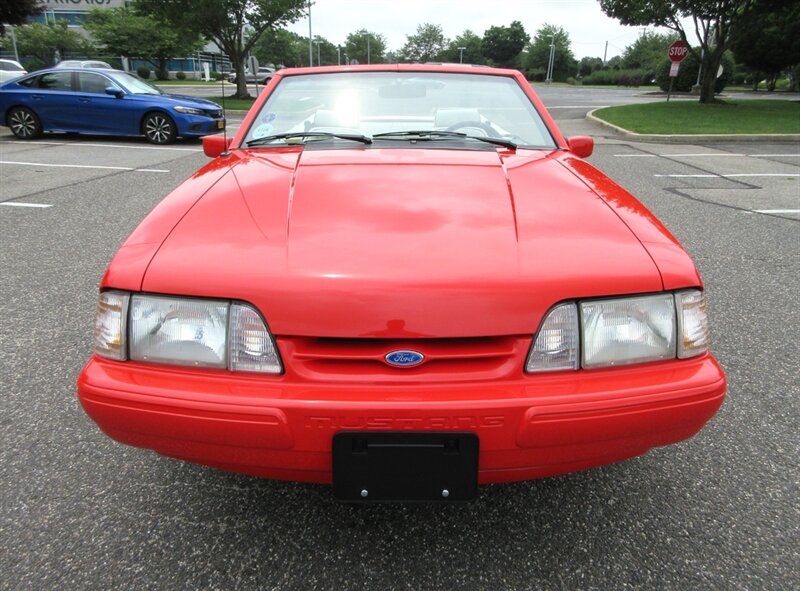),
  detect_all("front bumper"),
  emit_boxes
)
[174,113,225,137]
[77,355,726,484]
